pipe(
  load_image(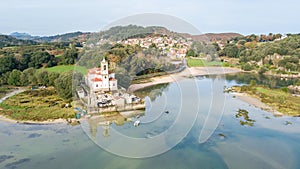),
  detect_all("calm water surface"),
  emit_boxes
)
[1,73,300,169]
